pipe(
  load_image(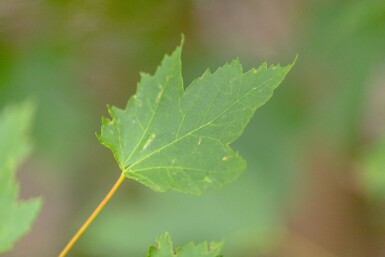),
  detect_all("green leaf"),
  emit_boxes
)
[98,42,293,194]
[360,136,385,200]
[147,233,223,257]
[0,102,42,253]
